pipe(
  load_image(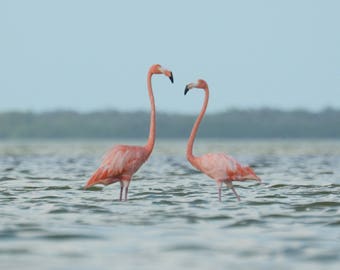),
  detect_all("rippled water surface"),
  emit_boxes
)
[1,139,340,270]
